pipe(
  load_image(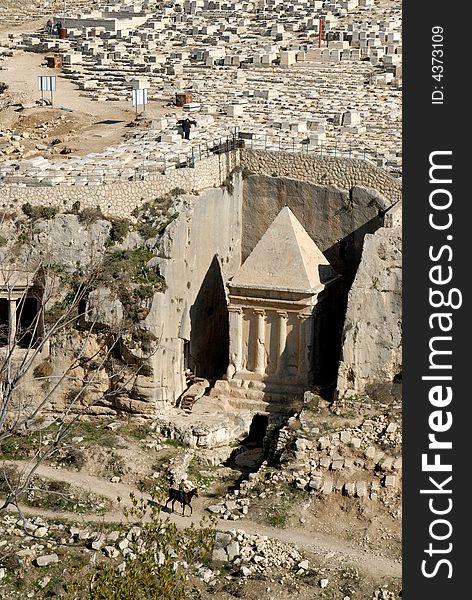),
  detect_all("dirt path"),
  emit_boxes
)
[0,50,136,155]
[0,1,101,34]
[3,460,146,506]
[1,460,401,579]
[0,48,182,160]
[0,52,132,116]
